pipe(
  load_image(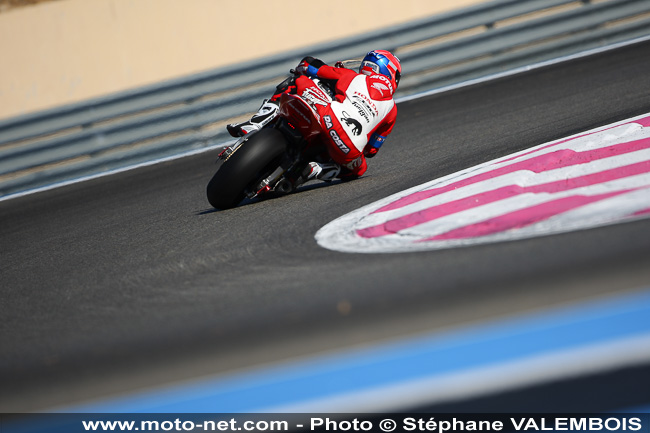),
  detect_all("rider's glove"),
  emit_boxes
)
[364,146,379,158]
[292,56,325,77]
[364,133,385,158]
